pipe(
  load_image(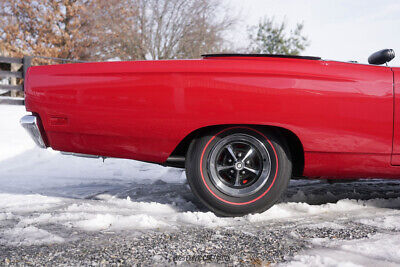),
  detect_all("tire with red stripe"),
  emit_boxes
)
[185,127,292,217]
